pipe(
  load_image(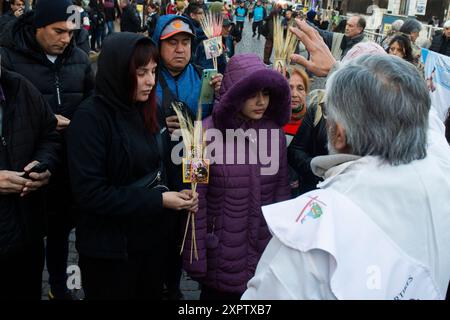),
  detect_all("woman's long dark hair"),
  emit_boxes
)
[388,34,415,63]
[128,41,160,134]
